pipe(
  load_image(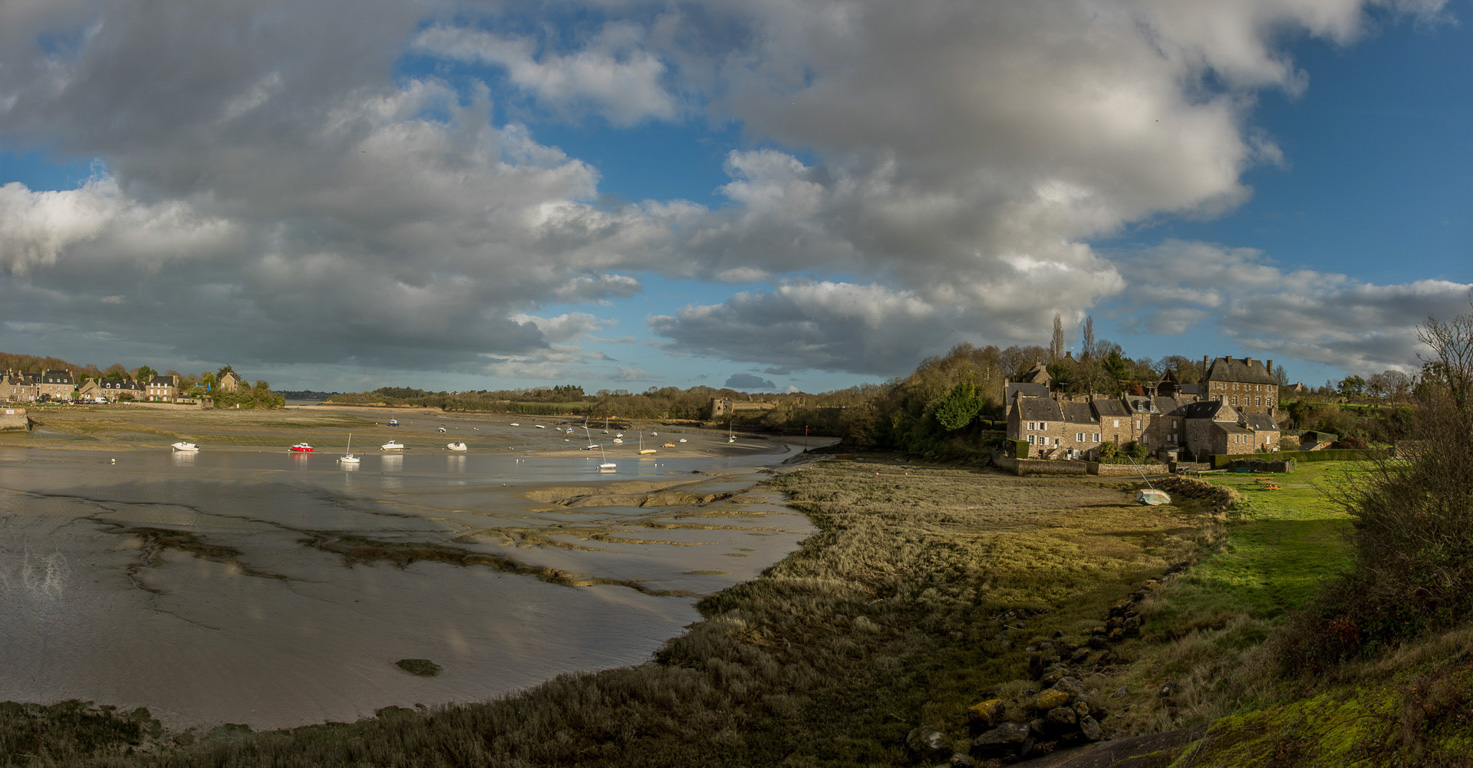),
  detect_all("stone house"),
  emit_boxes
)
[709,398,777,419]
[1,372,37,403]
[37,370,74,401]
[218,371,242,392]
[77,379,103,400]
[1008,393,1065,458]
[1202,356,1279,416]
[1241,413,1281,453]
[1060,400,1101,459]
[100,378,141,401]
[1092,398,1133,448]
[146,374,180,402]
